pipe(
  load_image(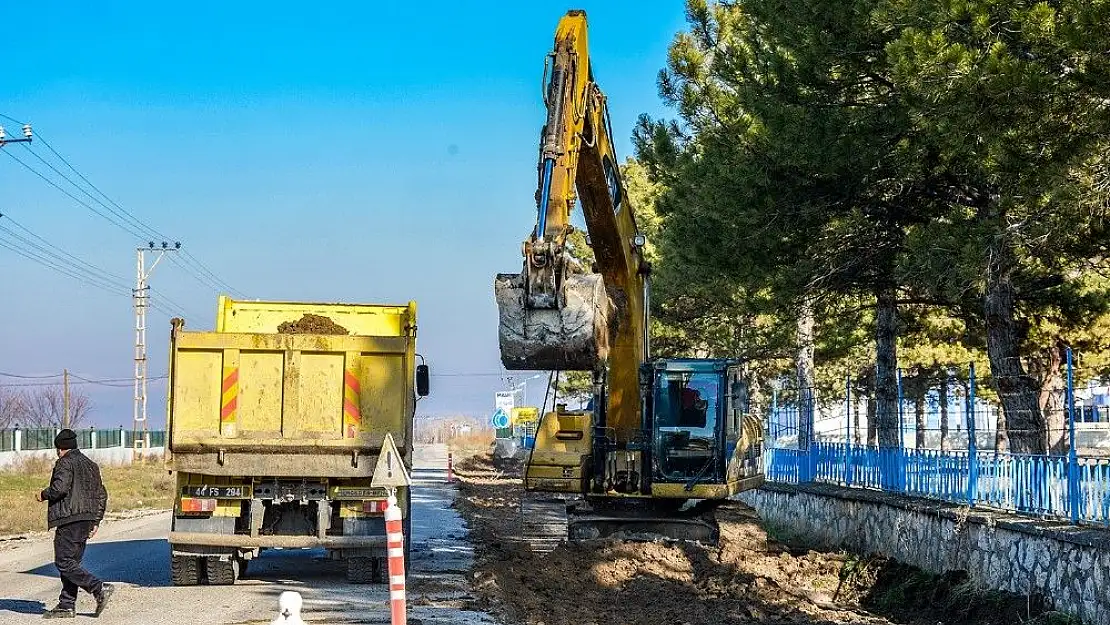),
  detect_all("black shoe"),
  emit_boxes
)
[94,583,114,617]
[42,606,75,619]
